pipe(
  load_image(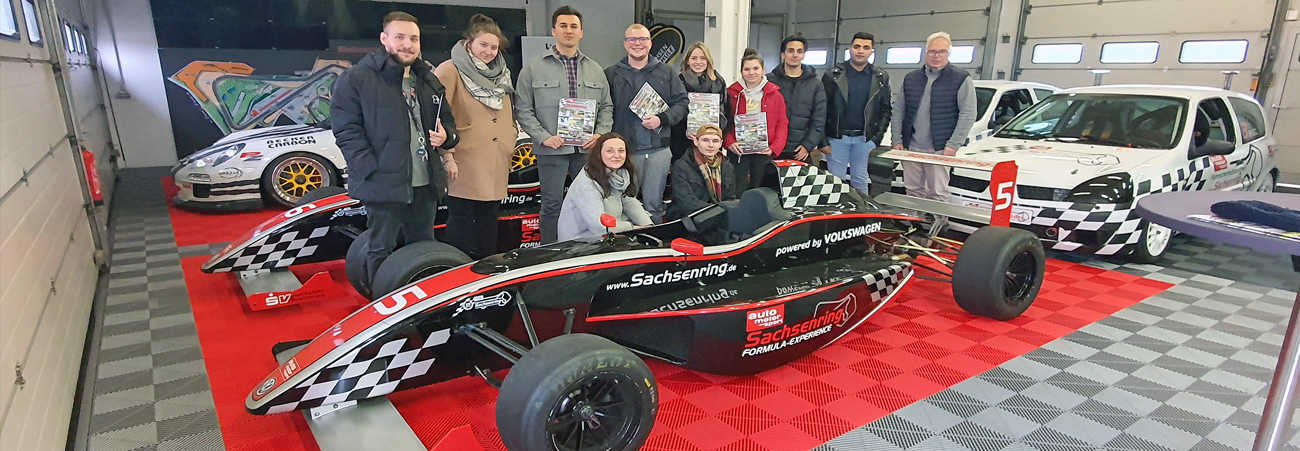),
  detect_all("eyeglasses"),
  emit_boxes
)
[926,49,950,56]
[624,37,651,43]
